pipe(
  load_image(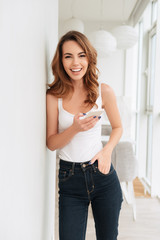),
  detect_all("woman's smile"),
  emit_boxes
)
[70,68,83,75]
[70,68,82,72]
